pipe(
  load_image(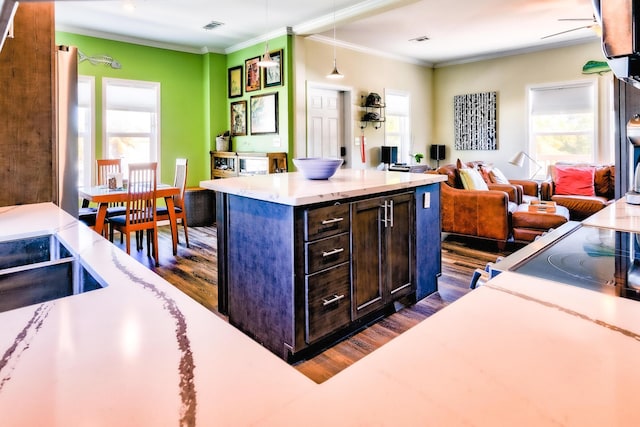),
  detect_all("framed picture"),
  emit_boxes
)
[263,49,283,87]
[228,66,243,98]
[245,56,261,92]
[250,92,278,135]
[230,100,247,136]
